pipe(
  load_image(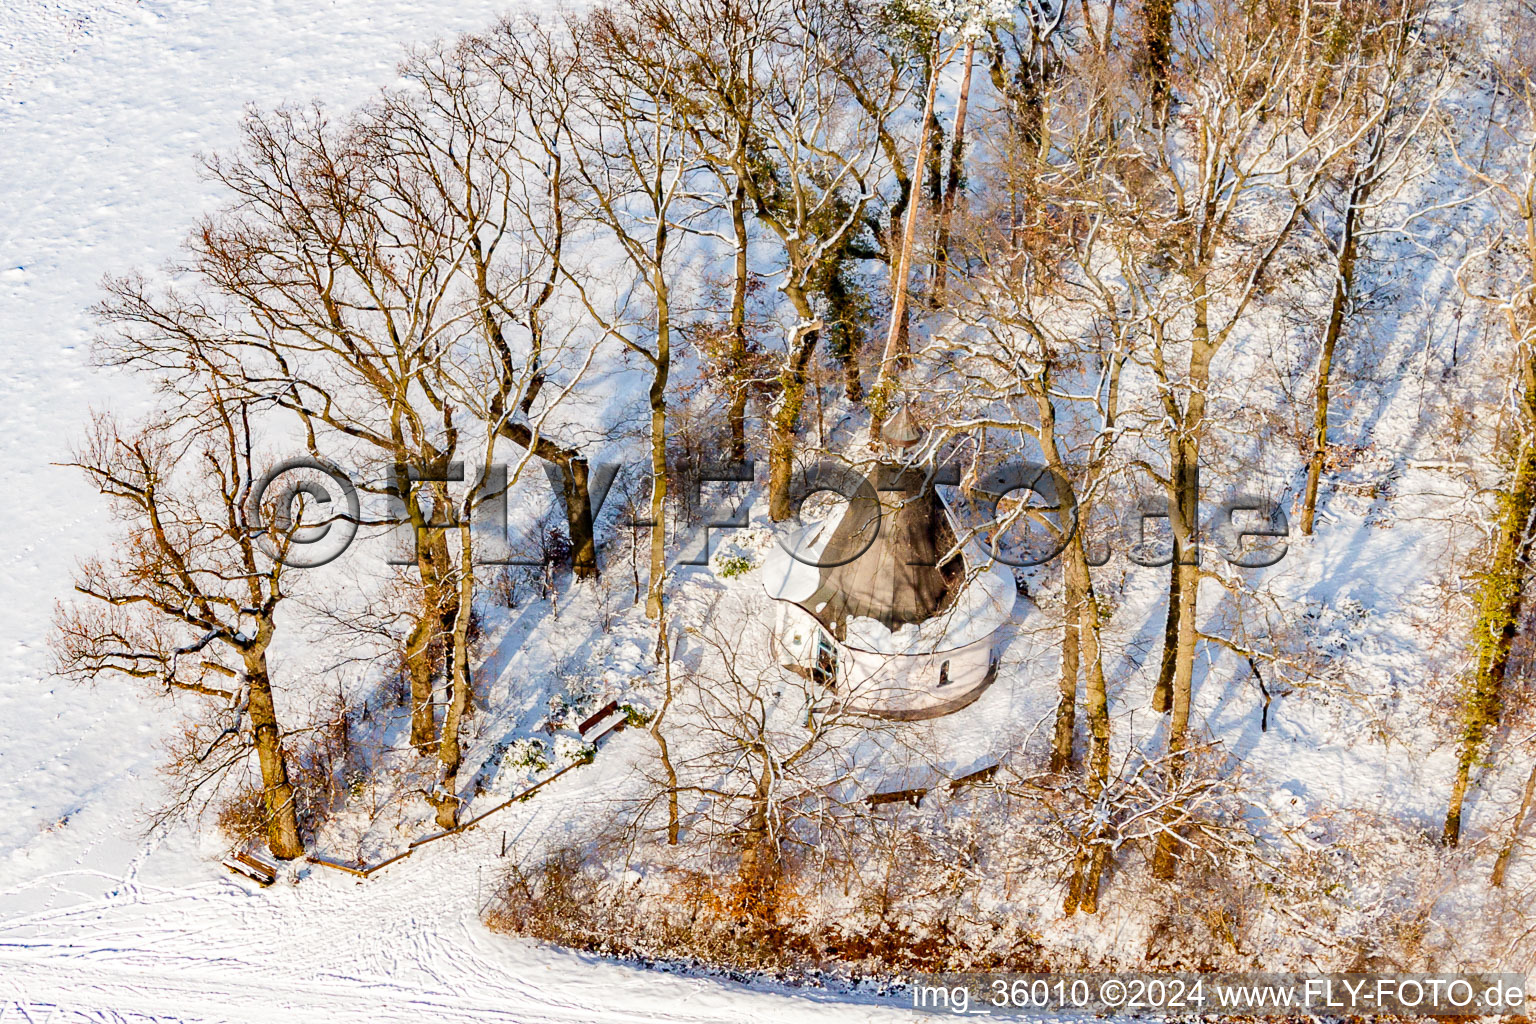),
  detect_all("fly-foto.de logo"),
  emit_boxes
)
[247,456,1290,571]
